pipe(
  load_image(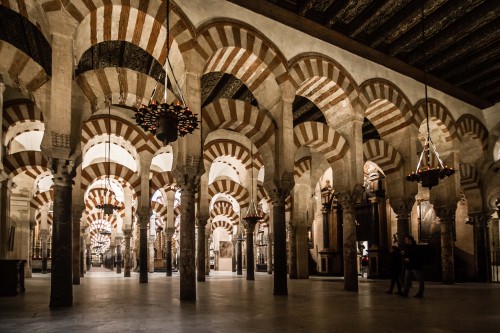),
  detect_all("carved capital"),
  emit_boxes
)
[173,163,200,194]
[49,158,75,186]
[434,205,456,223]
[123,229,133,238]
[196,219,208,228]
[391,197,416,219]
